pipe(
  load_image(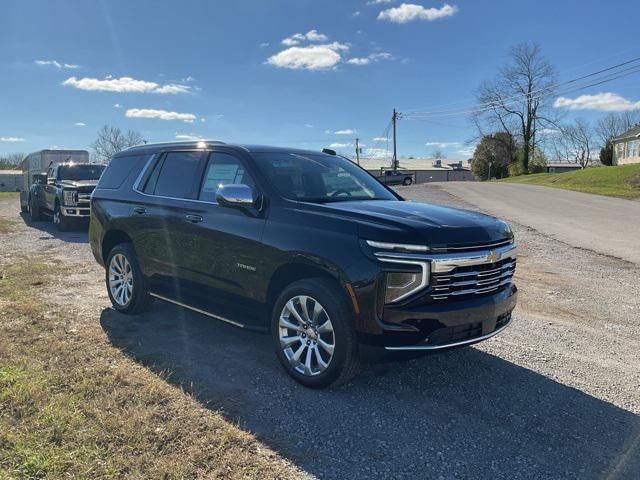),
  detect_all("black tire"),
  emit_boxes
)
[30,196,42,221]
[20,201,27,213]
[105,243,153,314]
[54,203,72,232]
[402,177,413,186]
[271,278,360,388]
